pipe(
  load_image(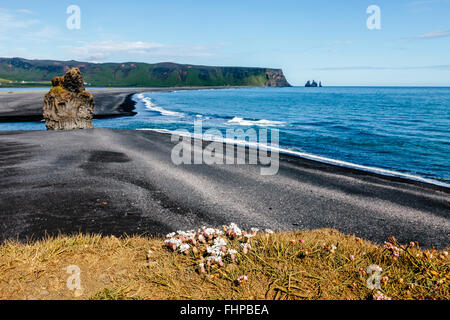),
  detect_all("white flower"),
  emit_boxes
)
[164,238,182,248]
[227,223,242,237]
[207,246,223,256]
[251,228,259,233]
[206,237,227,256]
[207,255,222,263]
[214,237,227,247]
[236,275,248,285]
[244,234,254,239]
[179,244,190,253]
[204,228,216,236]
[166,232,176,238]
[241,243,251,249]
[177,230,196,239]
[265,229,274,234]
[227,249,238,255]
